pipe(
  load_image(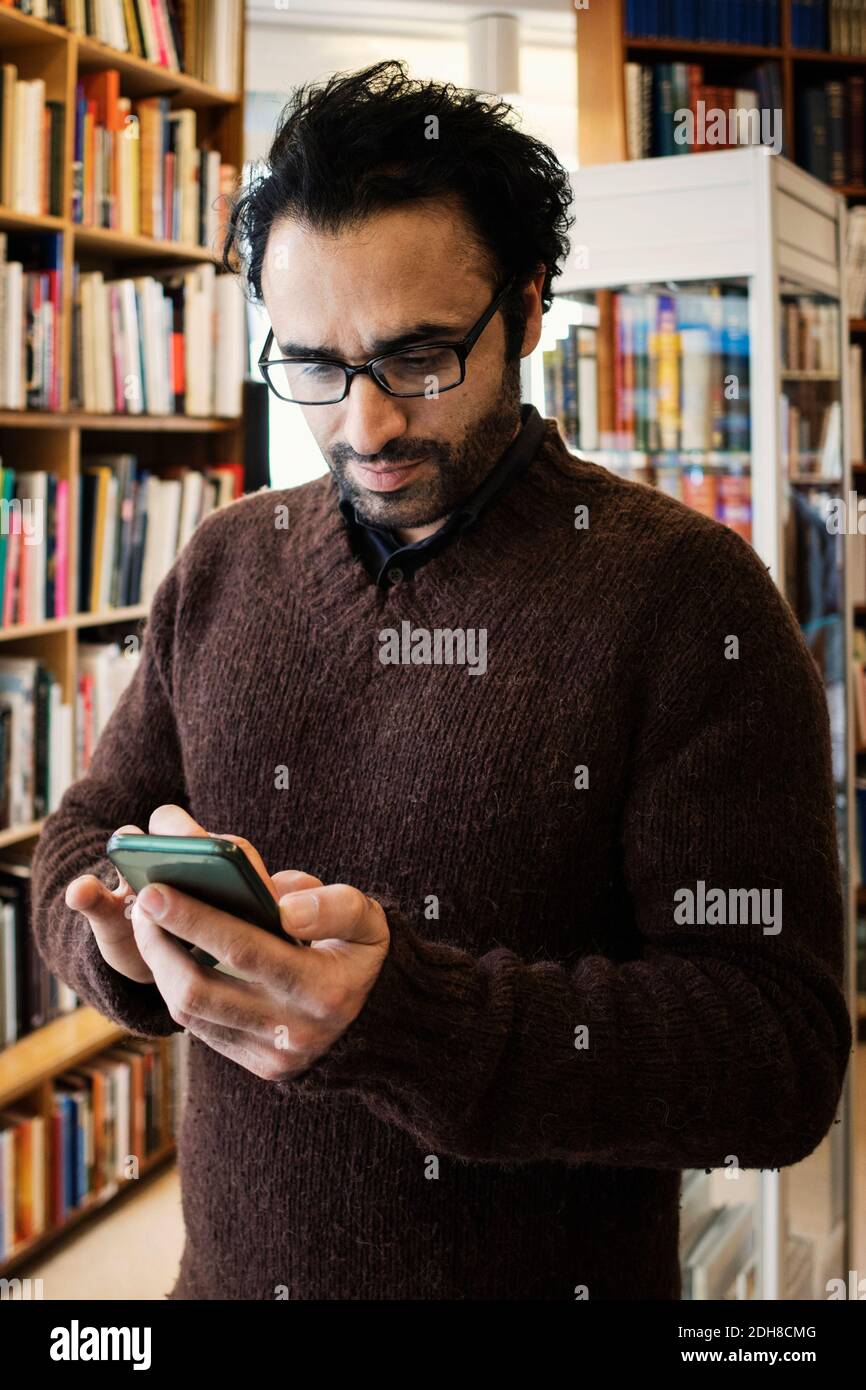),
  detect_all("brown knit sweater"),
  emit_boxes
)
[30,415,852,1300]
